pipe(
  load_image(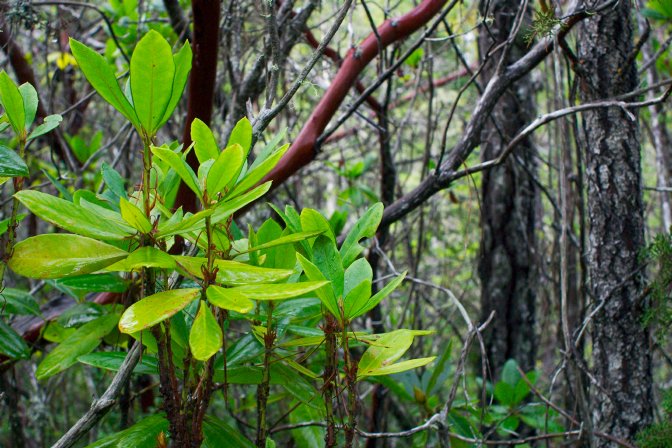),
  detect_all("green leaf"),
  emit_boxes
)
[119,198,152,233]
[0,288,40,316]
[343,280,371,320]
[0,319,30,359]
[494,382,514,406]
[15,190,135,240]
[9,234,128,279]
[349,272,406,319]
[296,253,339,318]
[105,246,176,271]
[224,281,328,301]
[129,30,175,133]
[158,40,192,128]
[0,145,29,177]
[360,357,436,377]
[69,38,139,127]
[340,202,384,267]
[27,114,62,141]
[210,182,272,224]
[174,256,293,286]
[203,416,255,448]
[189,301,222,361]
[18,82,38,128]
[78,351,158,375]
[156,208,214,238]
[243,230,324,254]
[191,118,219,164]
[230,144,289,198]
[501,359,521,387]
[207,286,254,313]
[312,235,344,297]
[36,314,119,380]
[85,414,169,448]
[300,208,335,243]
[343,258,372,297]
[118,289,200,334]
[0,71,25,133]
[0,213,25,237]
[151,146,201,198]
[55,273,129,295]
[357,329,431,378]
[207,143,245,196]
[513,371,538,405]
[101,162,128,200]
[227,117,253,157]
